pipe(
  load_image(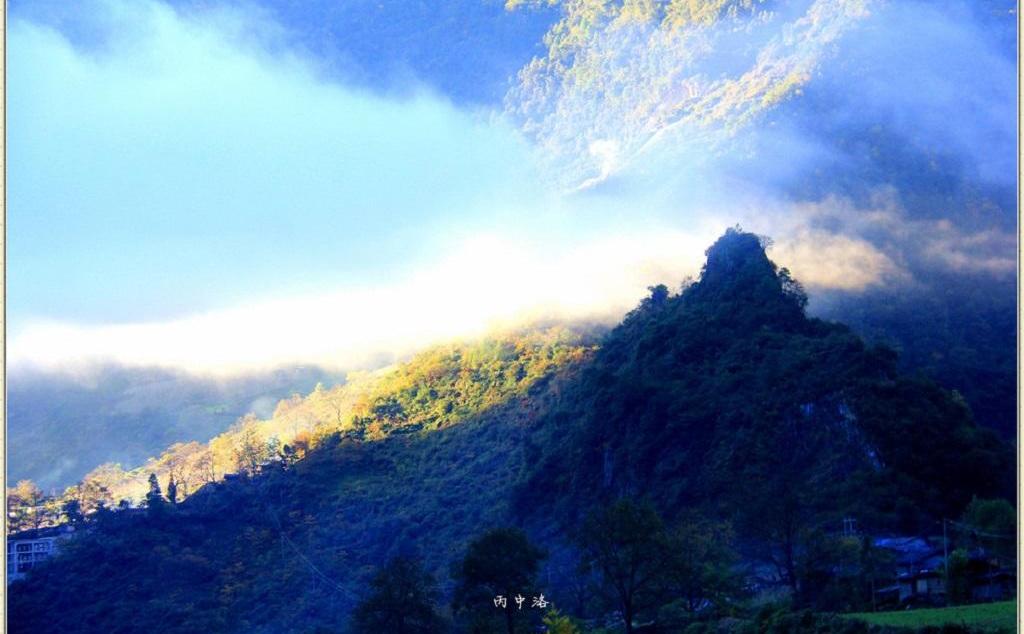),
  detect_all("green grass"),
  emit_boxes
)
[845,601,1017,632]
